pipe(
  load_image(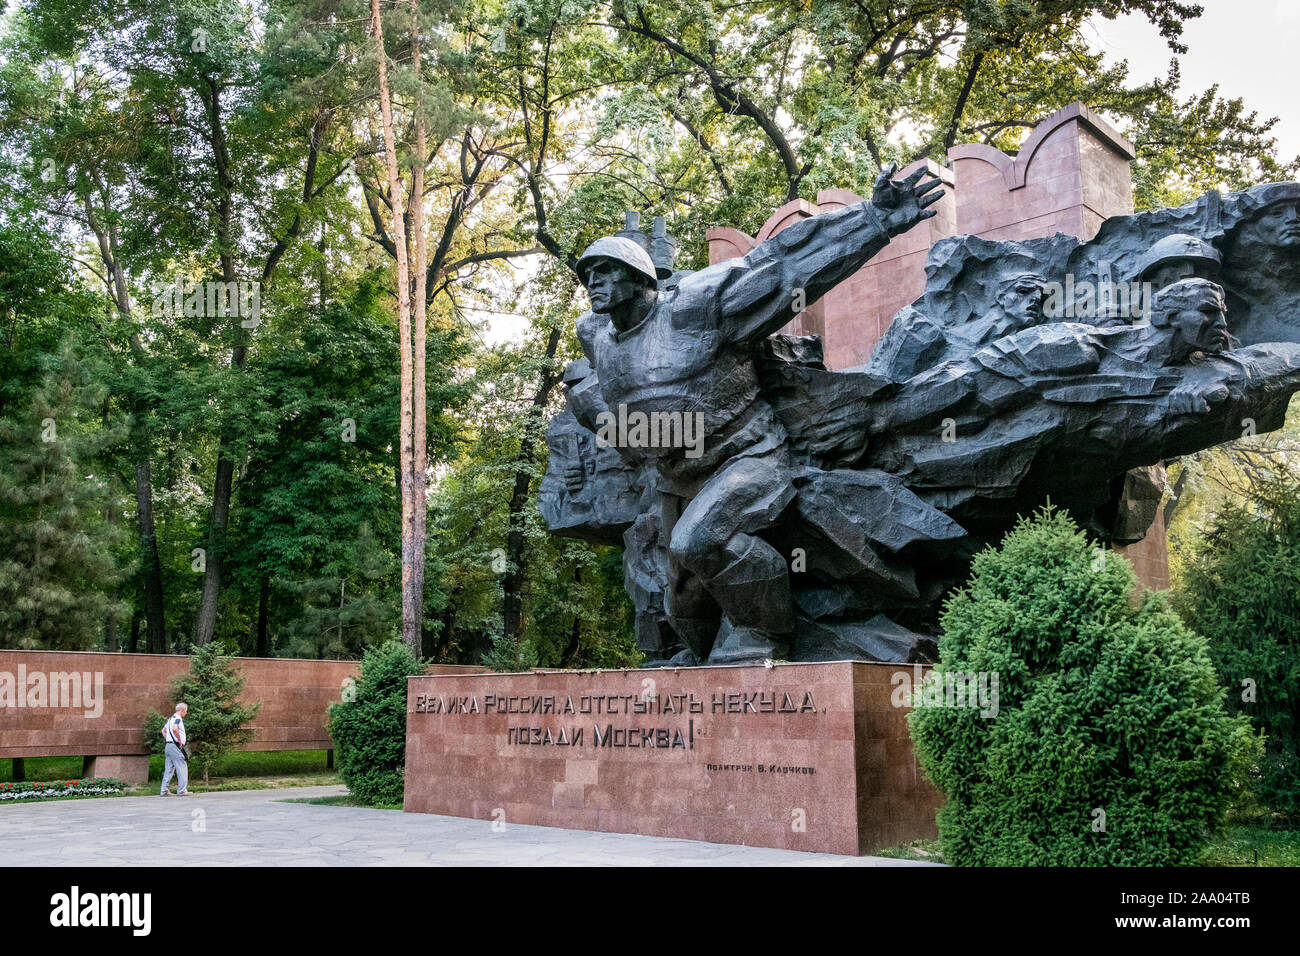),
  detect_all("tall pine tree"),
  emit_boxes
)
[0,345,128,649]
